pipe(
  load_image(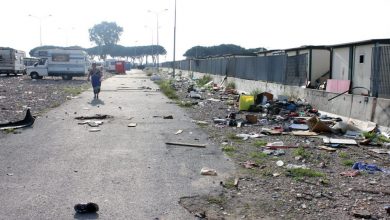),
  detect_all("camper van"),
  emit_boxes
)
[104,59,116,72]
[26,49,88,80]
[0,47,26,76]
